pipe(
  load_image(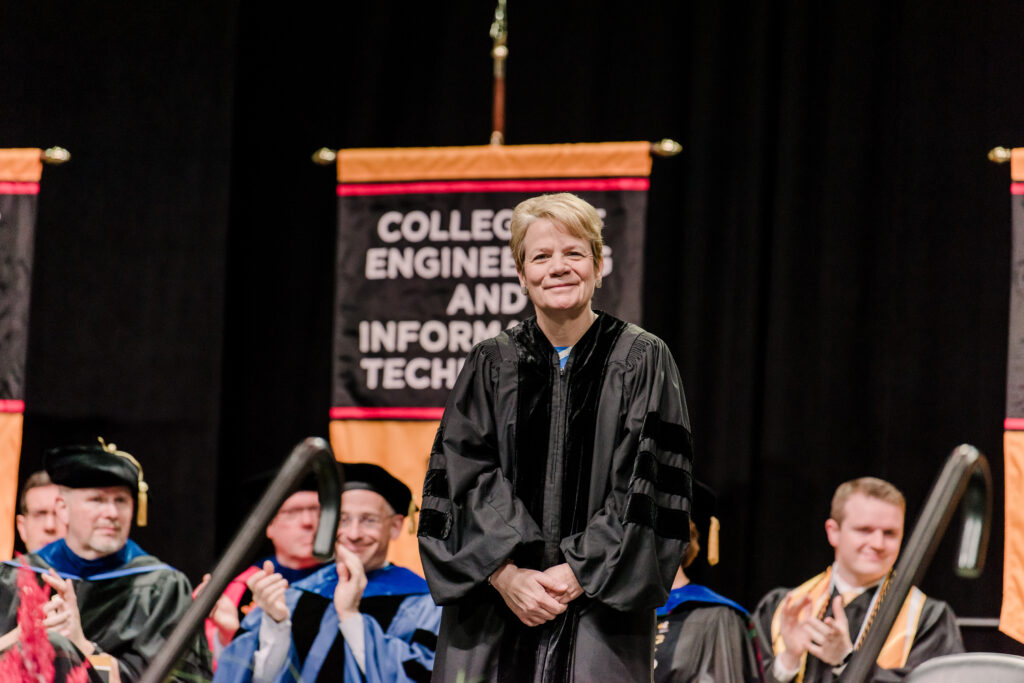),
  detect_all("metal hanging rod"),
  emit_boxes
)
[311,139,683,166]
